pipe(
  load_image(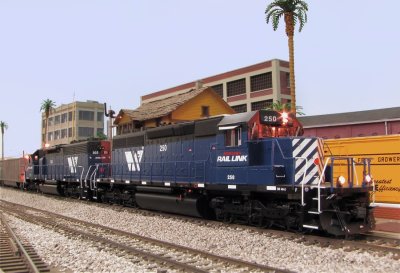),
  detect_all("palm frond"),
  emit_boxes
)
[40,99,56,112]
[266,0,308,33]
[0,121,8,130]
